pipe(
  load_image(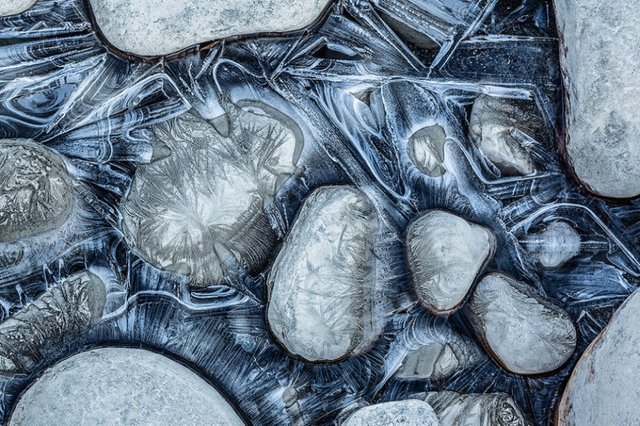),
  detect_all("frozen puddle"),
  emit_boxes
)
[267,186,379,362]
[88,0,333,57]
[9,348,246,426]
